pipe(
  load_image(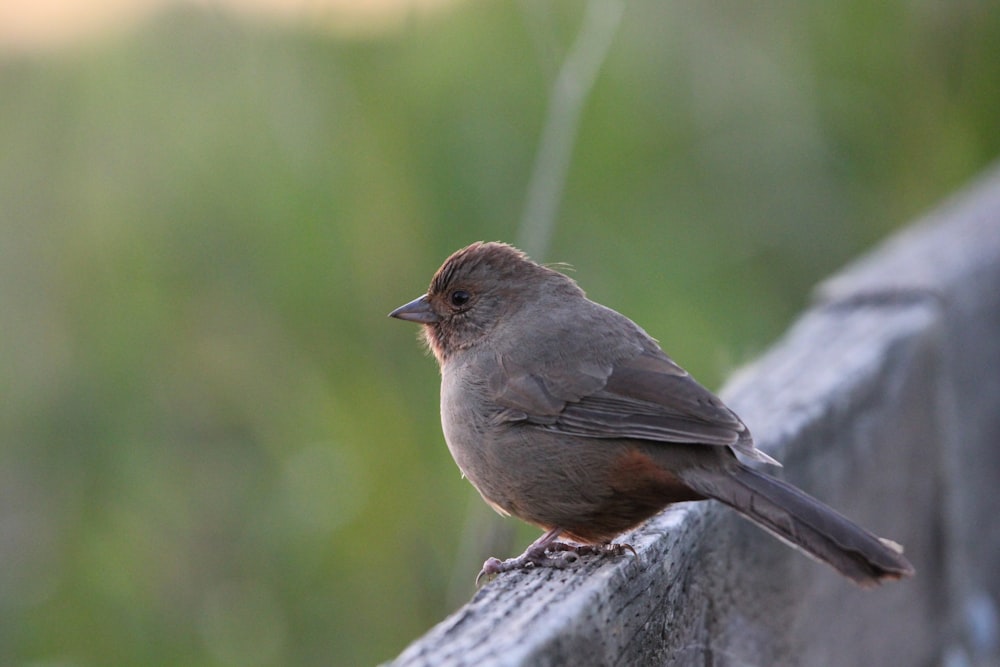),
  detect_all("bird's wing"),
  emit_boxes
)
[490,348,747,448]
[556,350,746,445]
